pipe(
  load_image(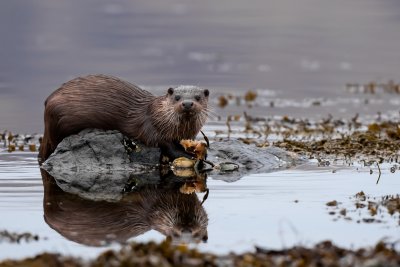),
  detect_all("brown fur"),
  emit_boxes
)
[39,74,209,161]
